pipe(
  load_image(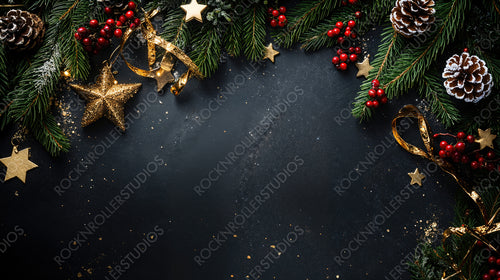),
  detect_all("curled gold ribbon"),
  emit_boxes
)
[118,8,203,95]
[392,105,500,280]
